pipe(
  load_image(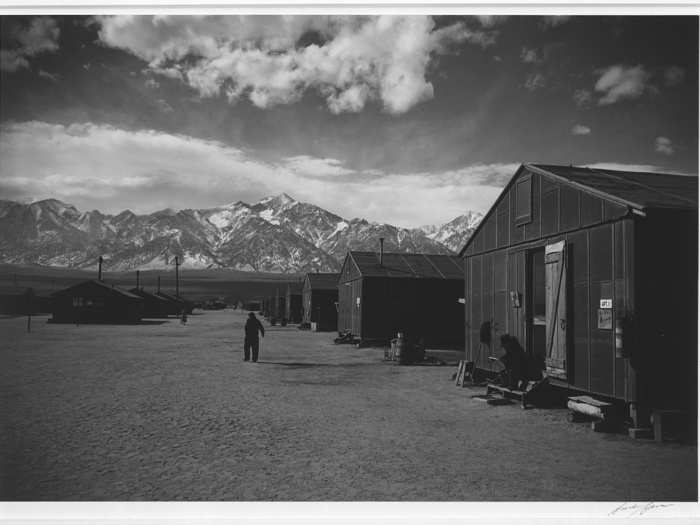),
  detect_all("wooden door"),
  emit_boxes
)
[545,240,567,379]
